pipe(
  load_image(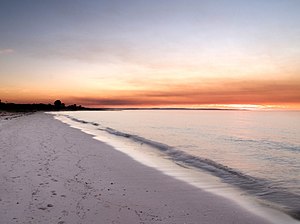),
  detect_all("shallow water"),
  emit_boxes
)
[54,110,300,219]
